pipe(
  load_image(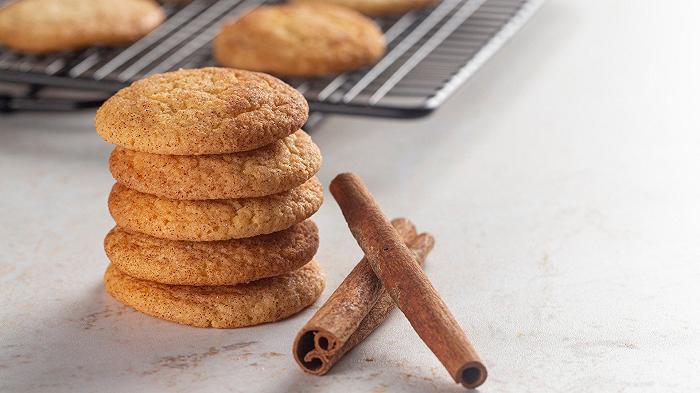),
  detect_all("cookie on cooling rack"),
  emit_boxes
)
[0,0,165,54]
[294,0,436,16]
[213,3,386,77]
